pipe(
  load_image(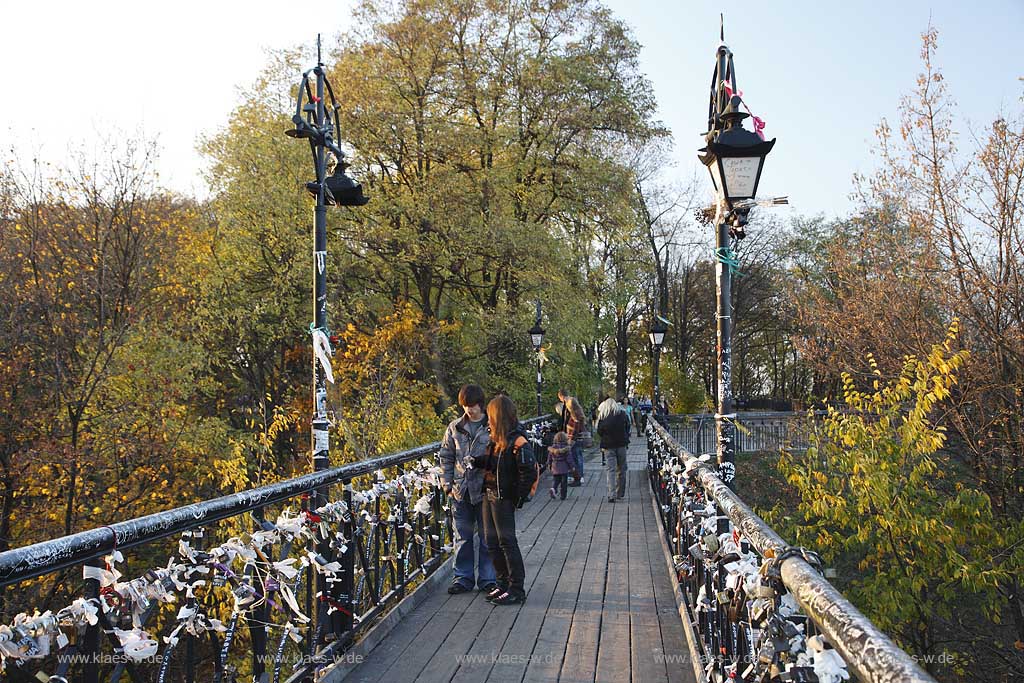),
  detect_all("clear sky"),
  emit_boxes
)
[1,1,1020,219]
